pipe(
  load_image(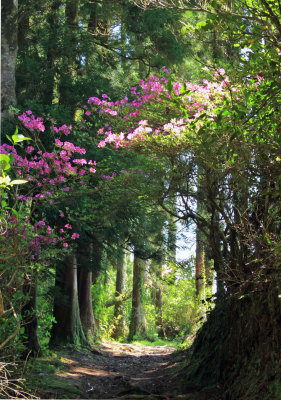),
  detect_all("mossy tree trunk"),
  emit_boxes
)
[155,263,164,337]
[183,285,281,399]
[112,249,127,339]
[58,0,79,118]
[1,0,18,118]
[50,254,87,347]
[77,241,96,340]
[128,251,146,341]
[167,198,177,263]
[78,268,95,340]
[43,0,61,106]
